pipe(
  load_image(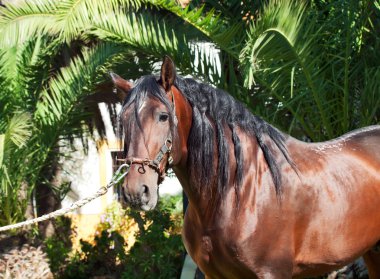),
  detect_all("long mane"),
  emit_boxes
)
[119,74,293,196]
[175,76,293,197]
